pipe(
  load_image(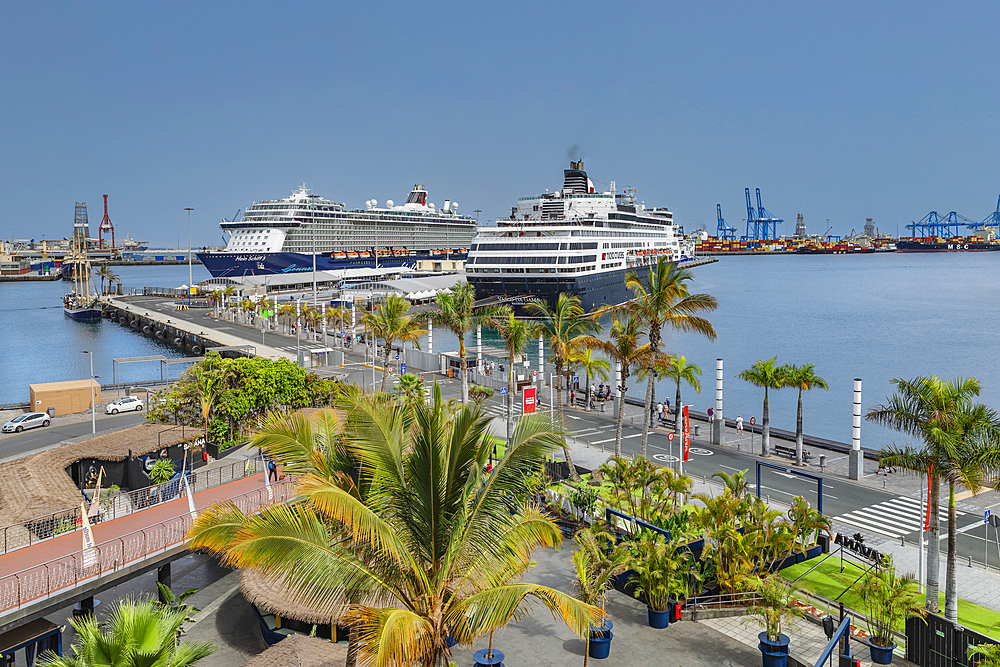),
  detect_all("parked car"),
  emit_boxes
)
[2,412,51,433]
[106,396,144,414]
